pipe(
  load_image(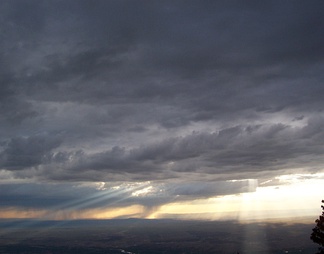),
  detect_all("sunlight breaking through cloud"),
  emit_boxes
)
[0,0,323,223]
